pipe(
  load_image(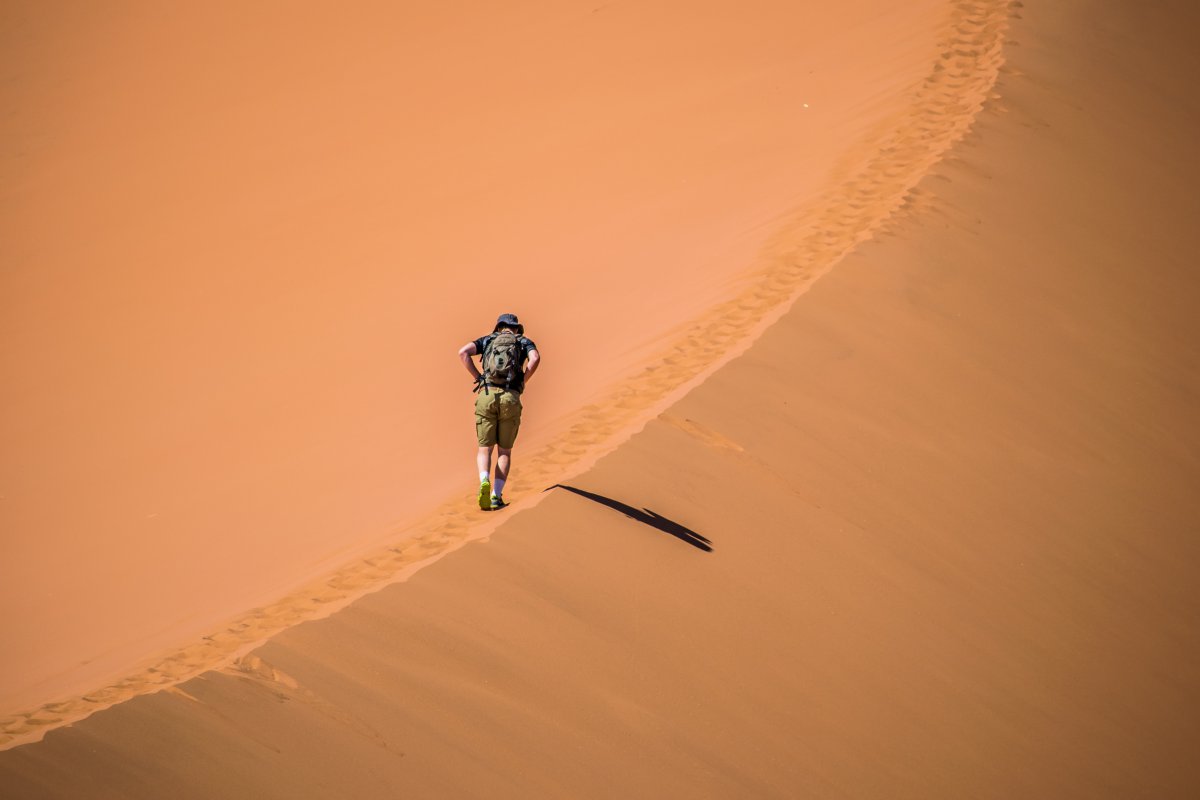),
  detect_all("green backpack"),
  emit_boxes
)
[482,331,521,389]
